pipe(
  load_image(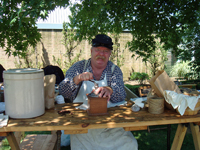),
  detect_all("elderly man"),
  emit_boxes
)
[59,34,138,150]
